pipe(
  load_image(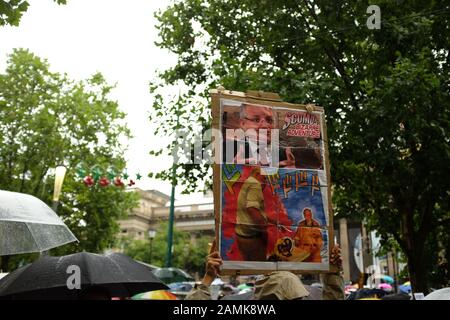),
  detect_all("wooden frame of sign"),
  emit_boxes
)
[211,87,336,276]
